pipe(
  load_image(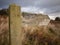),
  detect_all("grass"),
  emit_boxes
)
[22,26,60,45]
